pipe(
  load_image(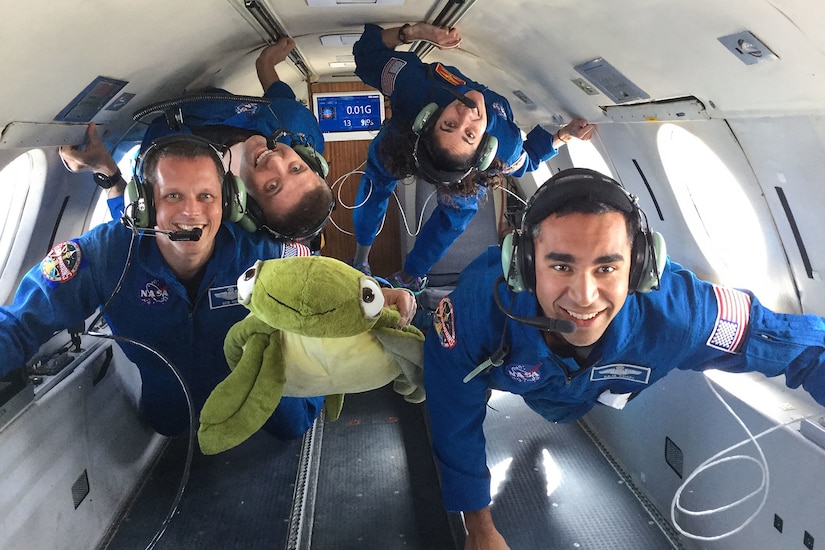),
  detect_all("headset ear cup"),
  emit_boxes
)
[634,231,667,293]
[475,135,498,171]
[236,195,265,234]
[412,103,440,134]
[123,177,154,229]
[223,173,247,223]
[293,145,329,178]
[501,231,530,293]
